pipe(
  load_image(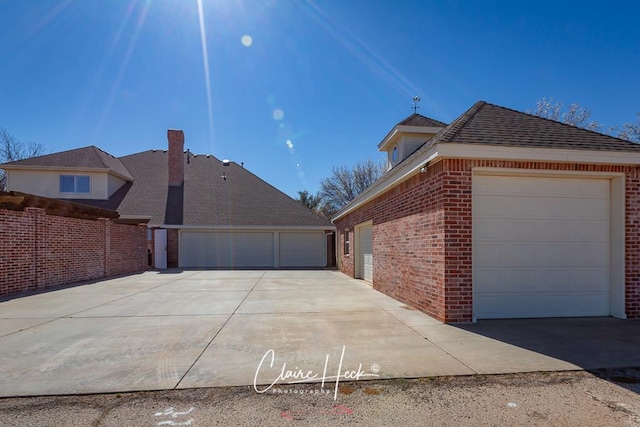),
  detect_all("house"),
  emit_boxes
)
[333,101,640,323]
[1,130,334,269]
